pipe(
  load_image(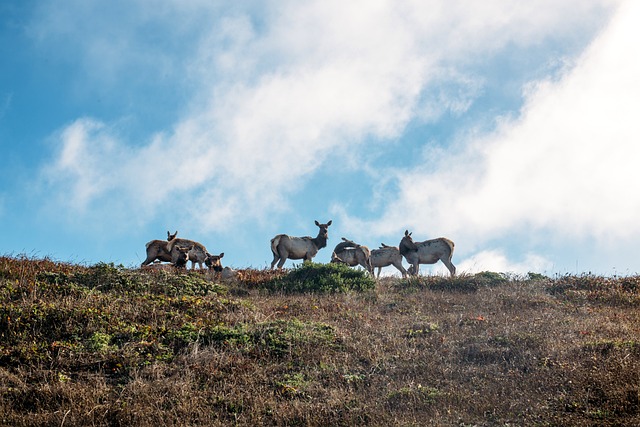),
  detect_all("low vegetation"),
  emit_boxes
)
[1,256,639,426]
